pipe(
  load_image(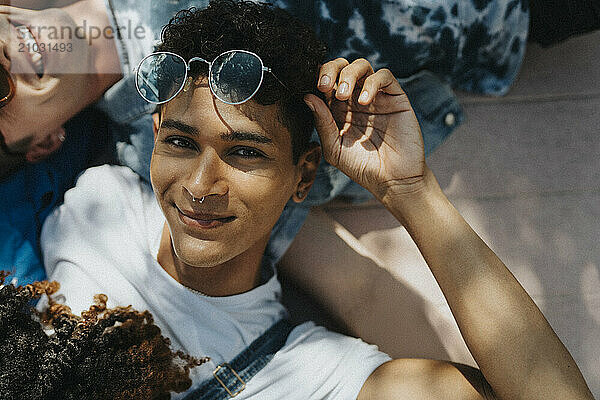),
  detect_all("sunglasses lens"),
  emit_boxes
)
[136,53,187,103]
[0,65,13,105]
[210,51,263,104]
